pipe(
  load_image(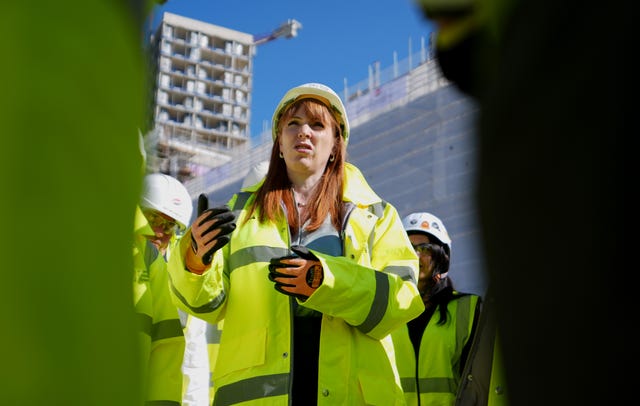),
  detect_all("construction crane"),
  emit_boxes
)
[253,19,302,46]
